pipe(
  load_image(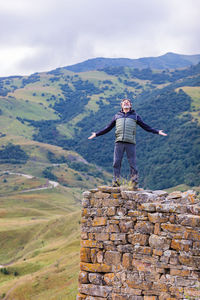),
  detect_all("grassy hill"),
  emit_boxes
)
[0,61,200,189]
[0,176,81,299]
